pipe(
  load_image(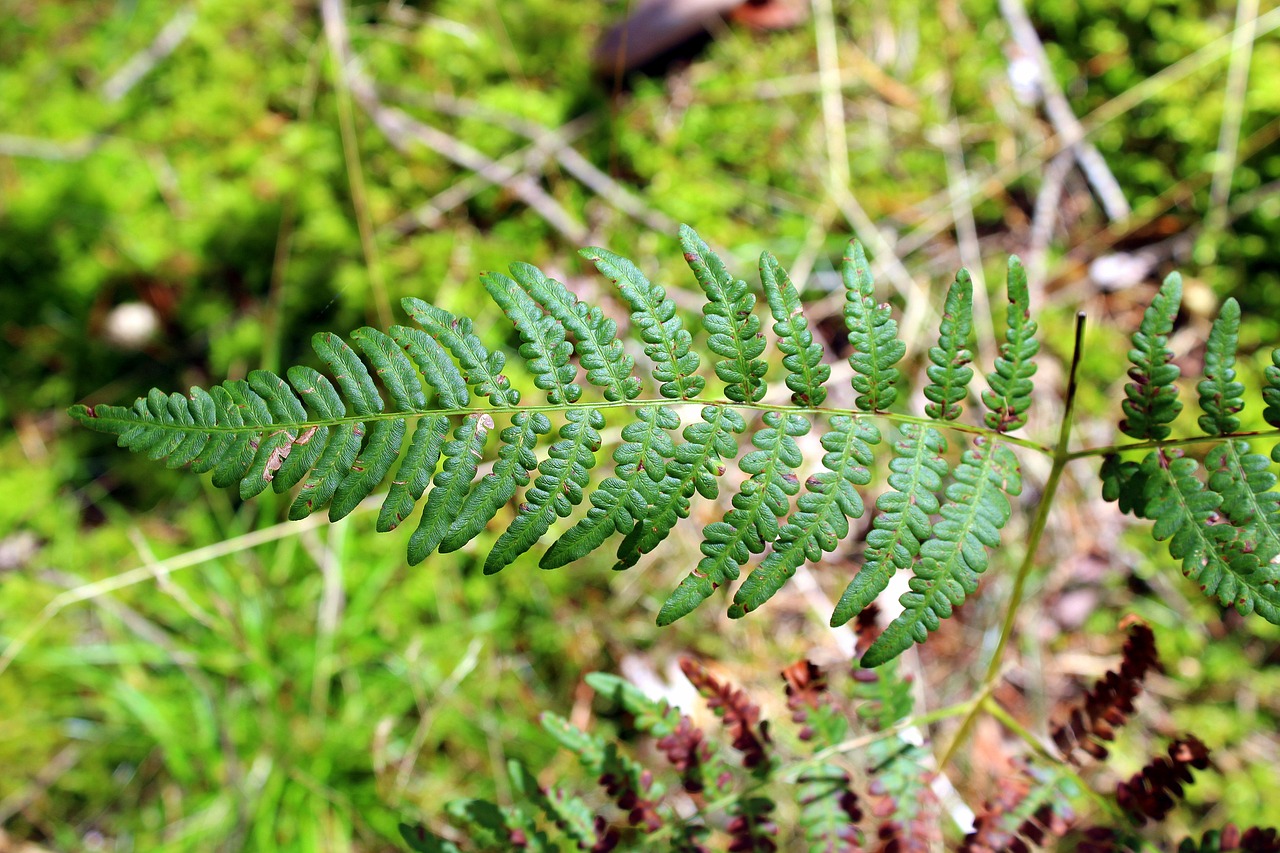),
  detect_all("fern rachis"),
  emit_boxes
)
[72,226,1280,667]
